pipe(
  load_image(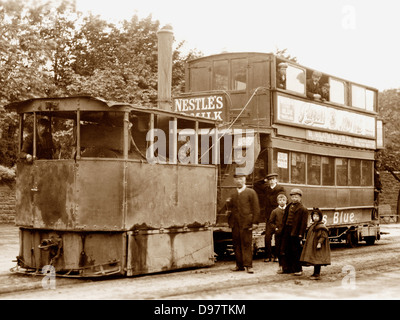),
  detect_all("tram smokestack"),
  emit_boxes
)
[157,25,174,111]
